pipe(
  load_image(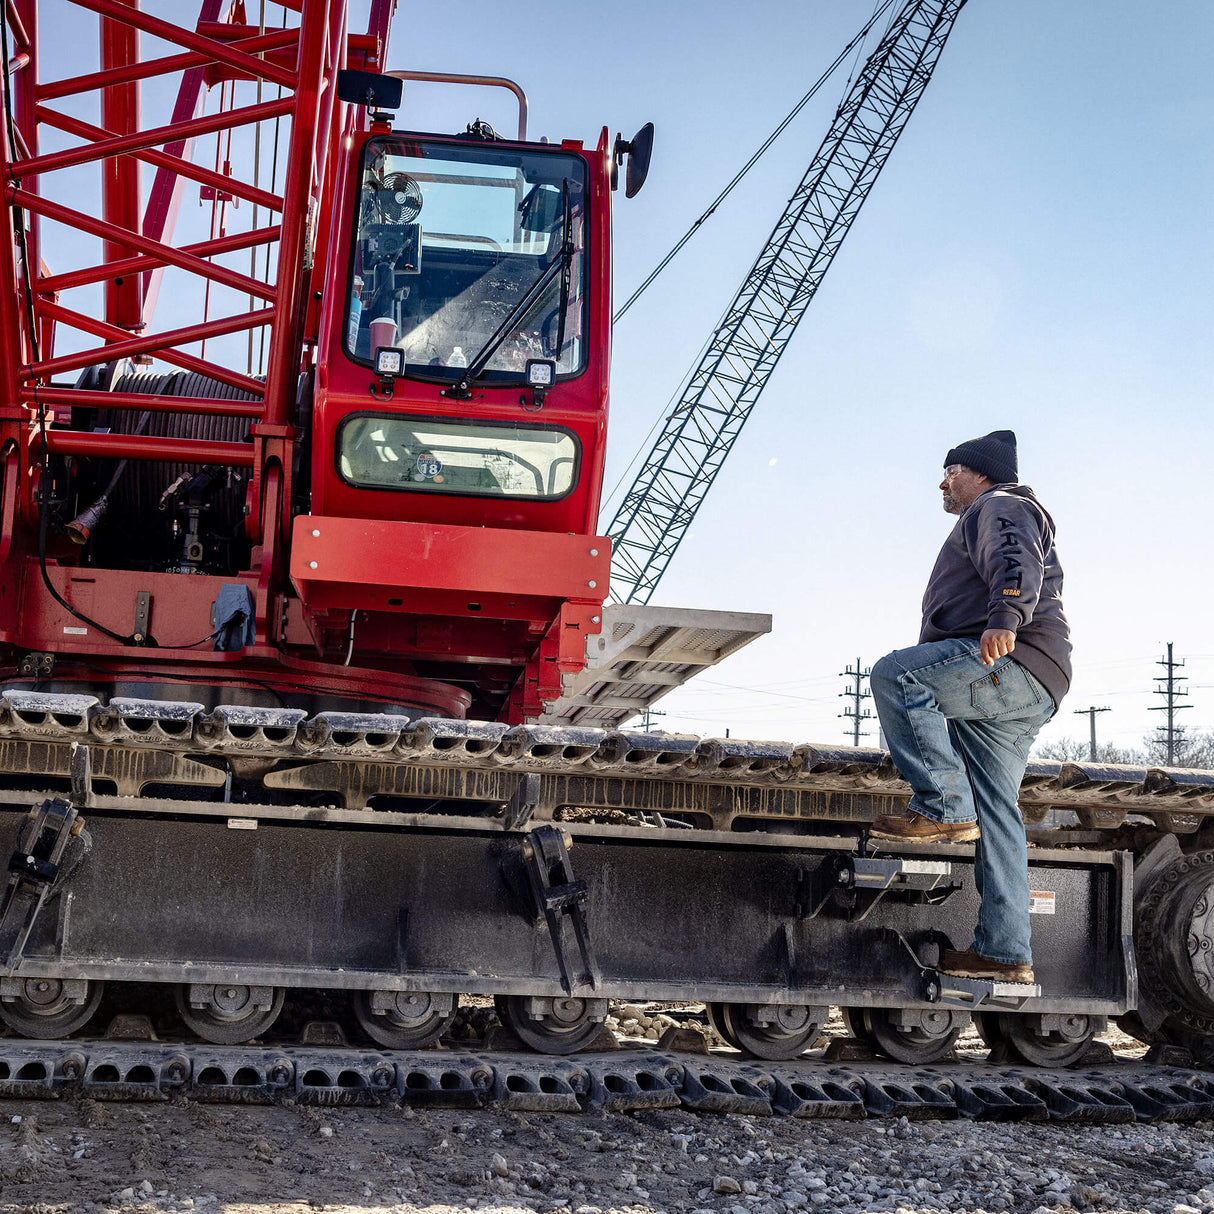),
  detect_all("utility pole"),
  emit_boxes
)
[1148,642,1191,766]
[839,658,873,747]
[639,707,667,733]
[1072,705,1111,761]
